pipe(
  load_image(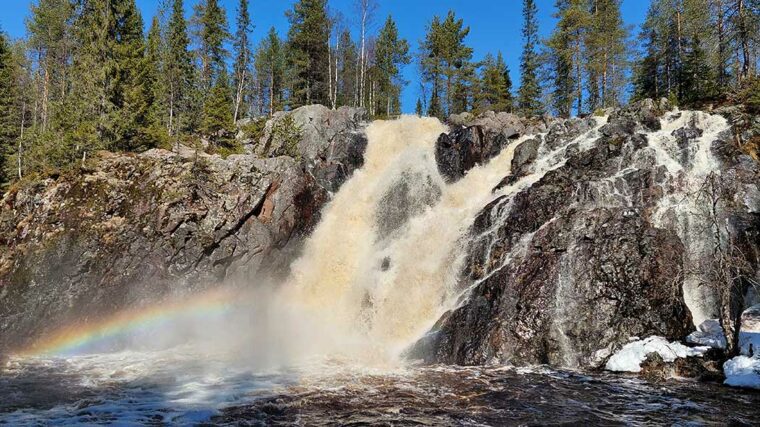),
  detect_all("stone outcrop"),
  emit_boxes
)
[412,100,760,369]
[0,106,367,353]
